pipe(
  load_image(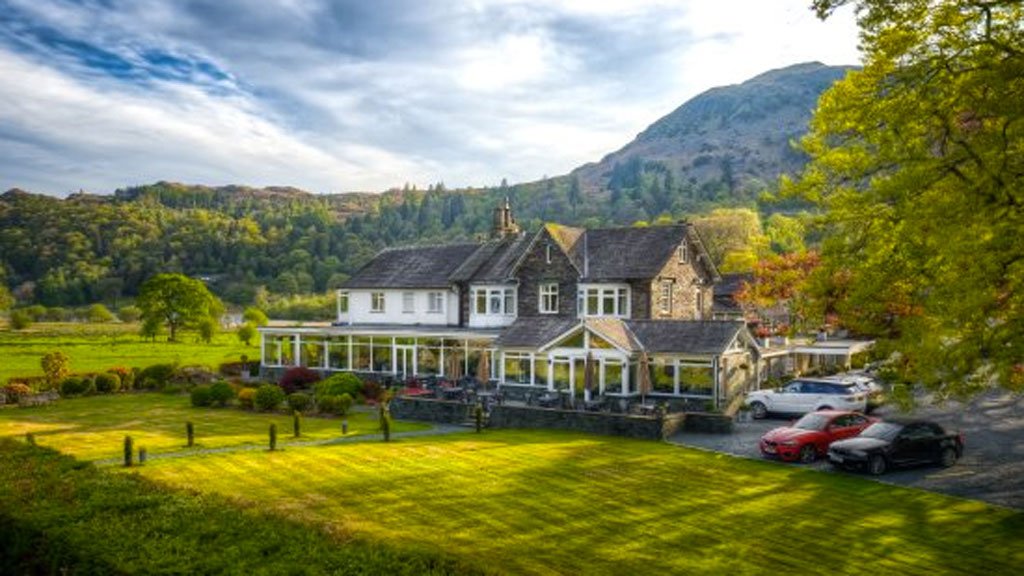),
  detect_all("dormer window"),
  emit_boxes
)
[678,242,689,264]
